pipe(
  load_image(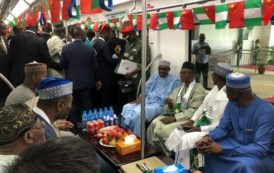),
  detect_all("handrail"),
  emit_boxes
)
[136,53,162,98]
[0,73,14,90]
